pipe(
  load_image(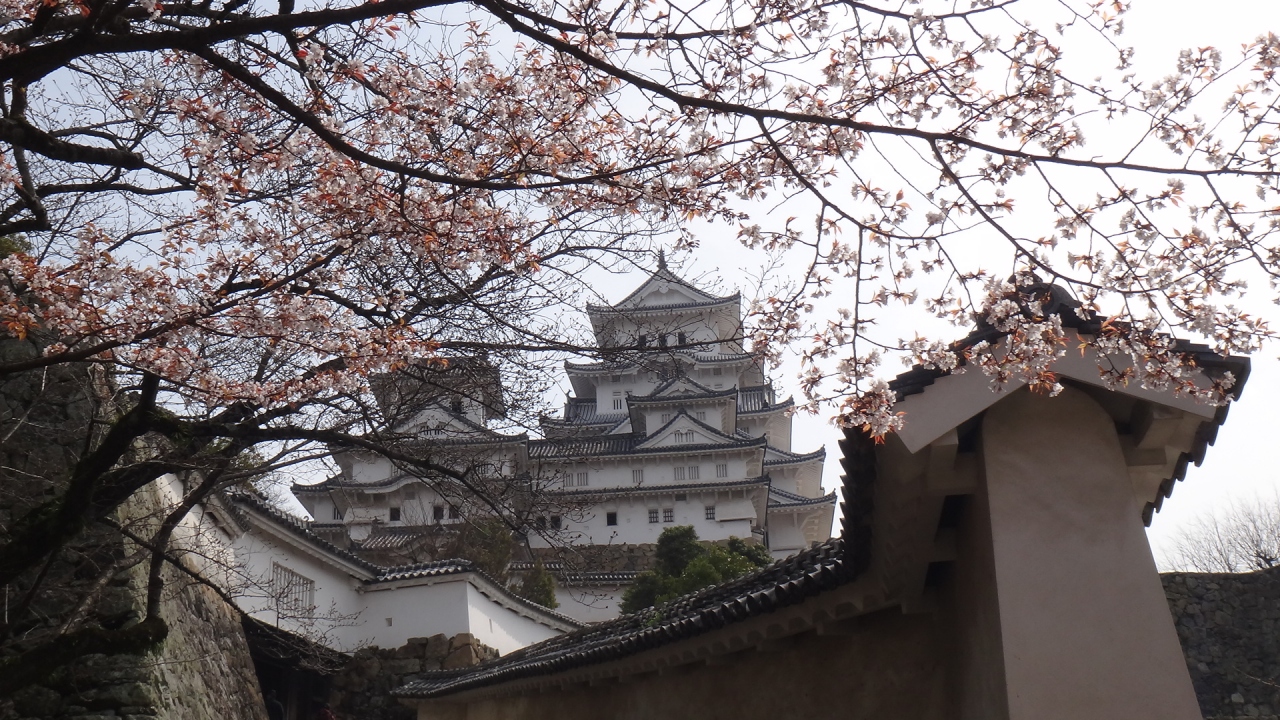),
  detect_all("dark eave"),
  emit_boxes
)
[551,477,770,499]
[768,487,839,509]
[394,537,853,700]
[763,447,827,467]
[529,432,766,461]
[585,293,741,316]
